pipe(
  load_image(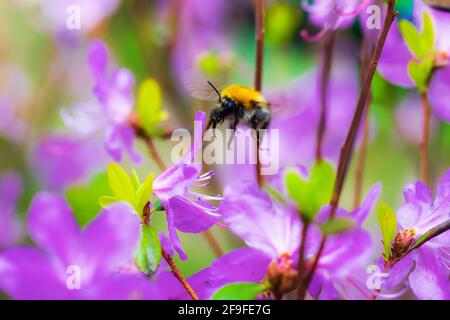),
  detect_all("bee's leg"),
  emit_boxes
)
[250,109,271,150]
[207,108,226,138]
[227,120,239,149]
[206,118,217,138]
[227,106,243,149]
